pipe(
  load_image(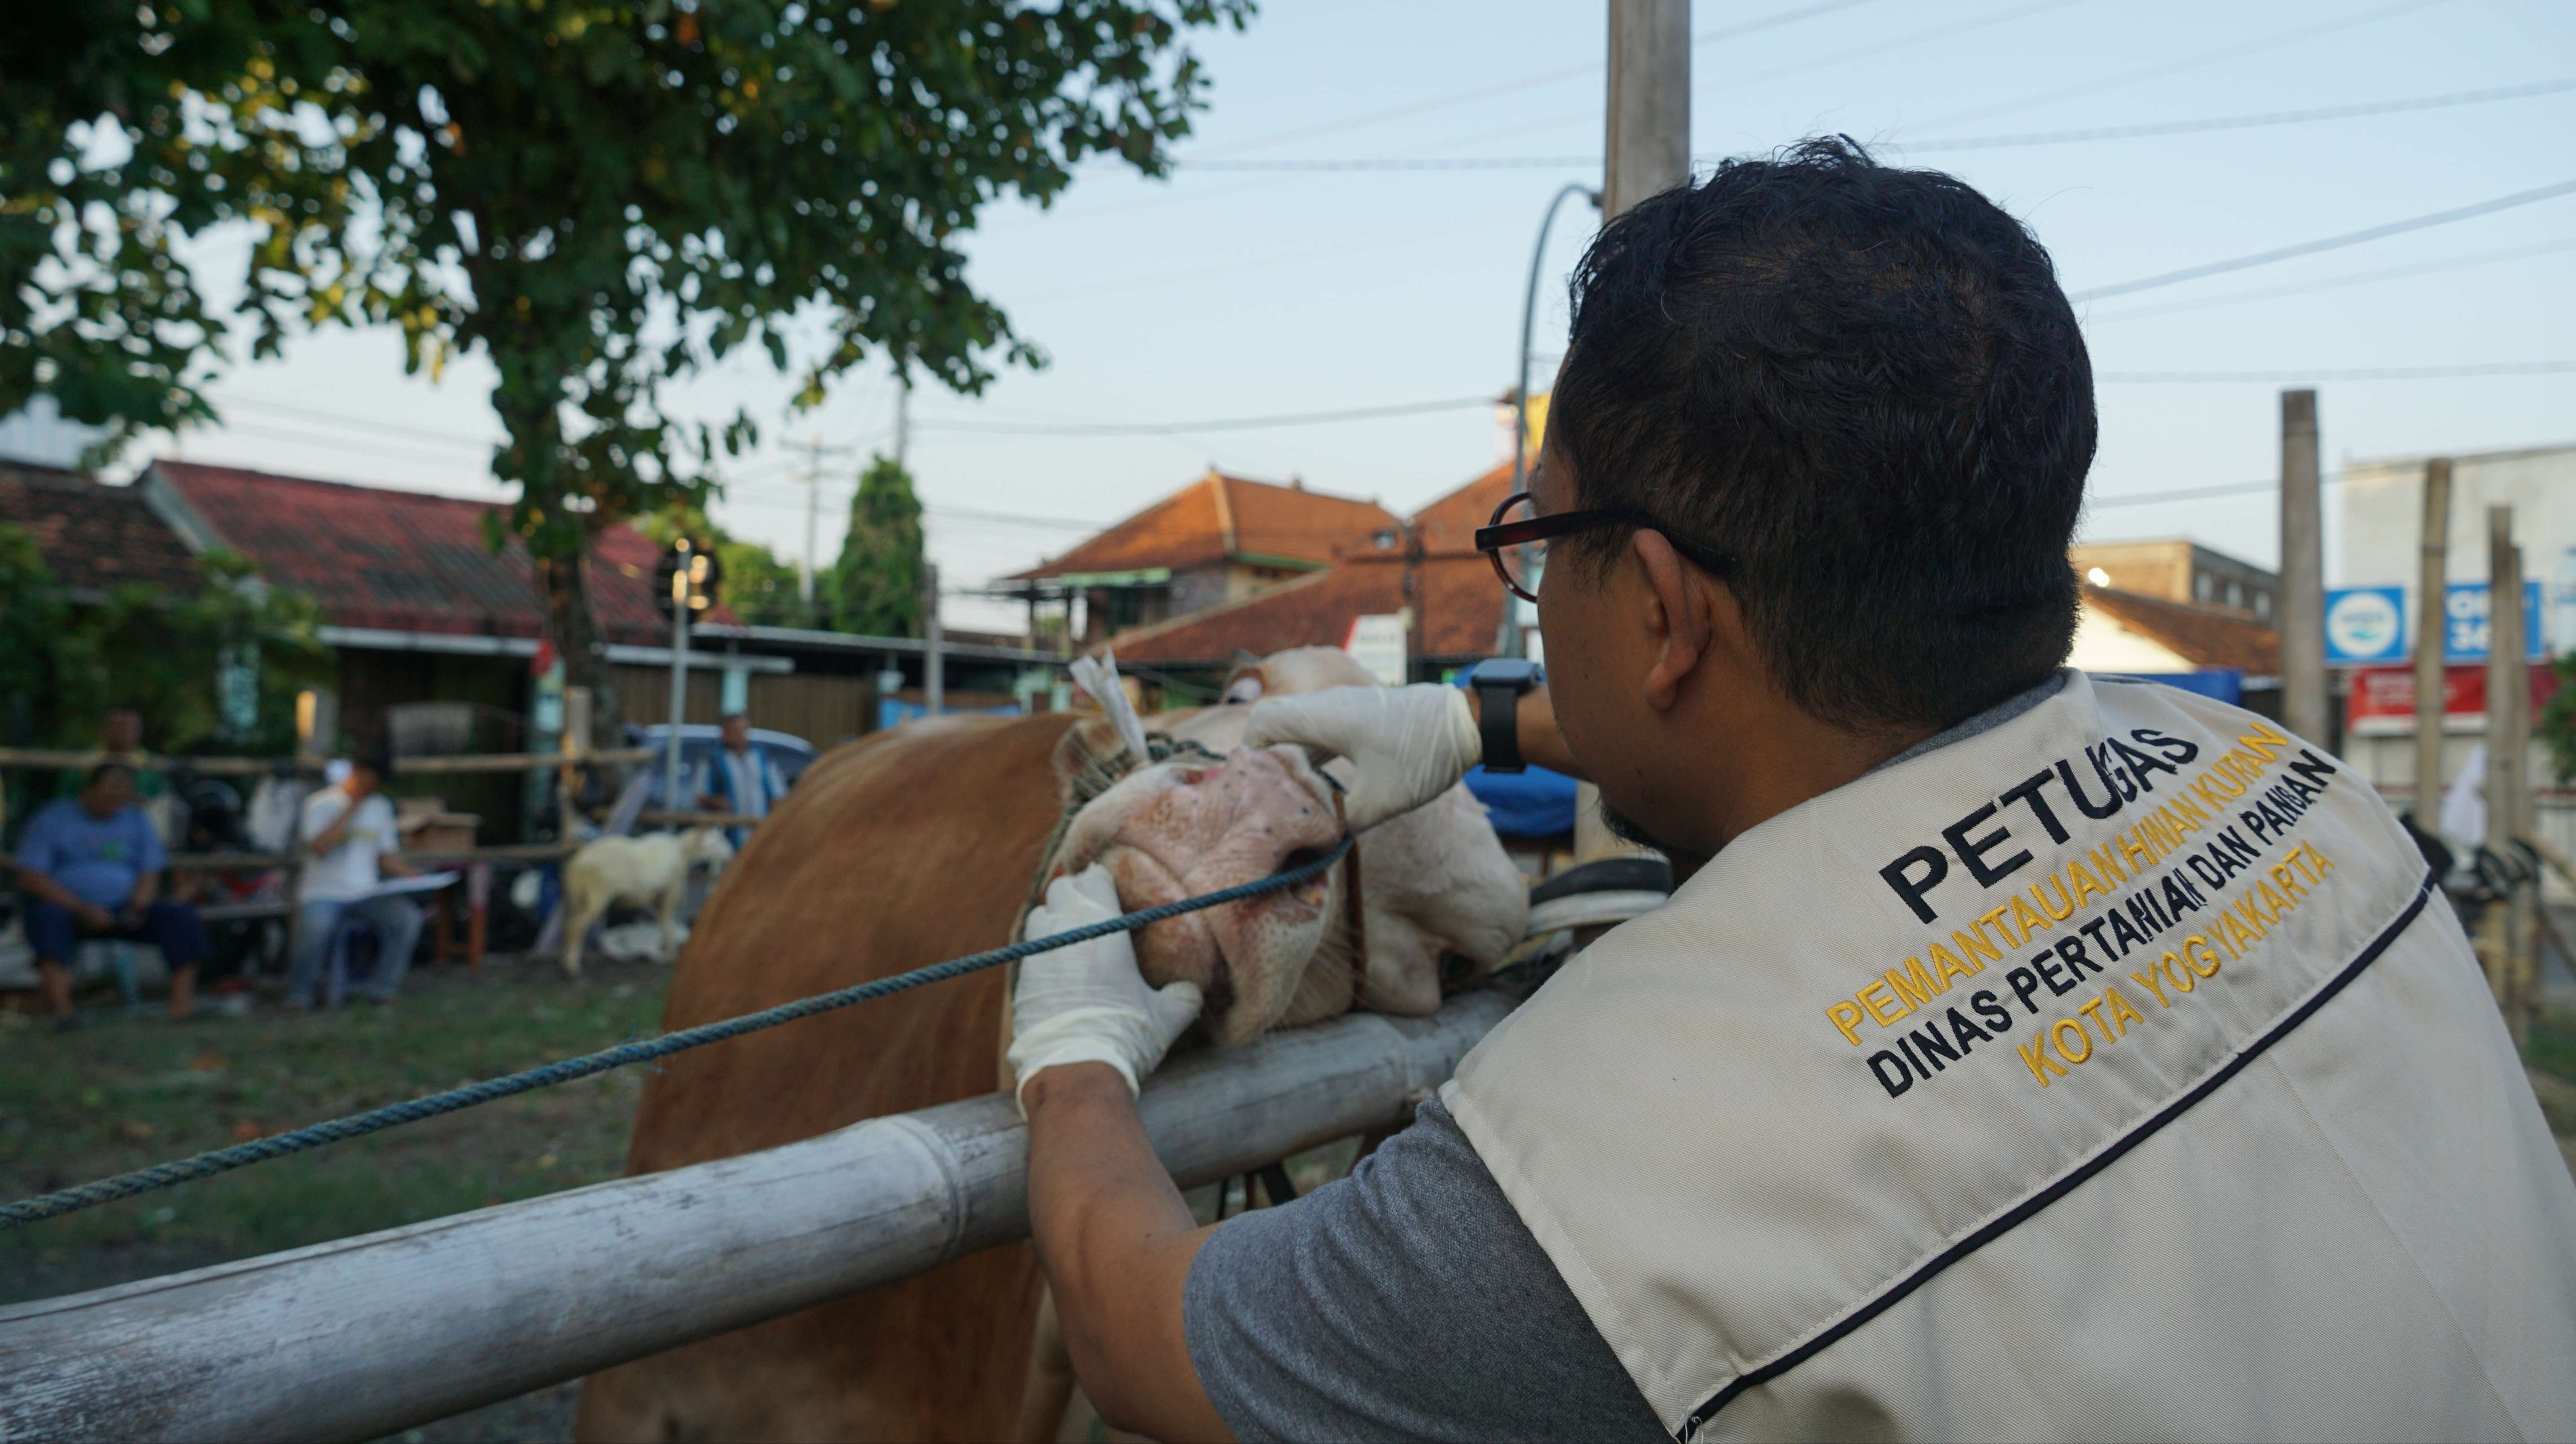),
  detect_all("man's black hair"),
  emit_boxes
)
[355,750,395,780]
[84,761,136,789]
[1551,136,2094,732]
